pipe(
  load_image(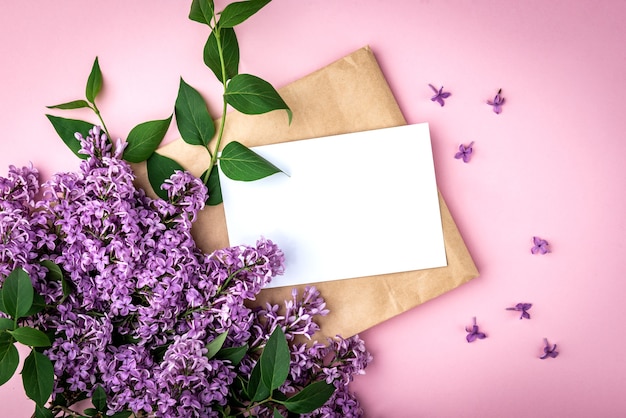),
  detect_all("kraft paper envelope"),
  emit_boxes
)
[134,46,479,339]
